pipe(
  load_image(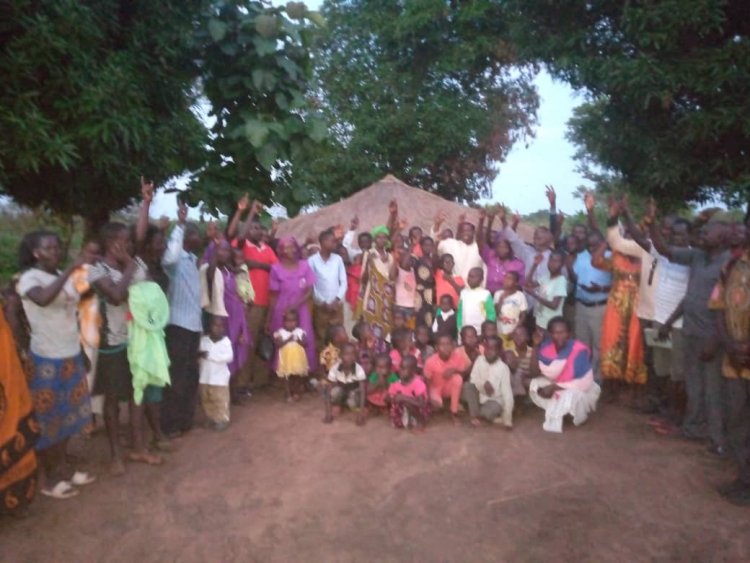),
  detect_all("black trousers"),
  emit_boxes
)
[161,325,201,435]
